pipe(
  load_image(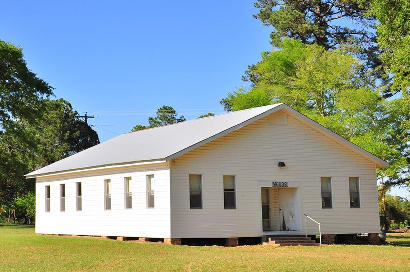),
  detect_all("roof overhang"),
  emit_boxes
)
[25,159,167,179]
